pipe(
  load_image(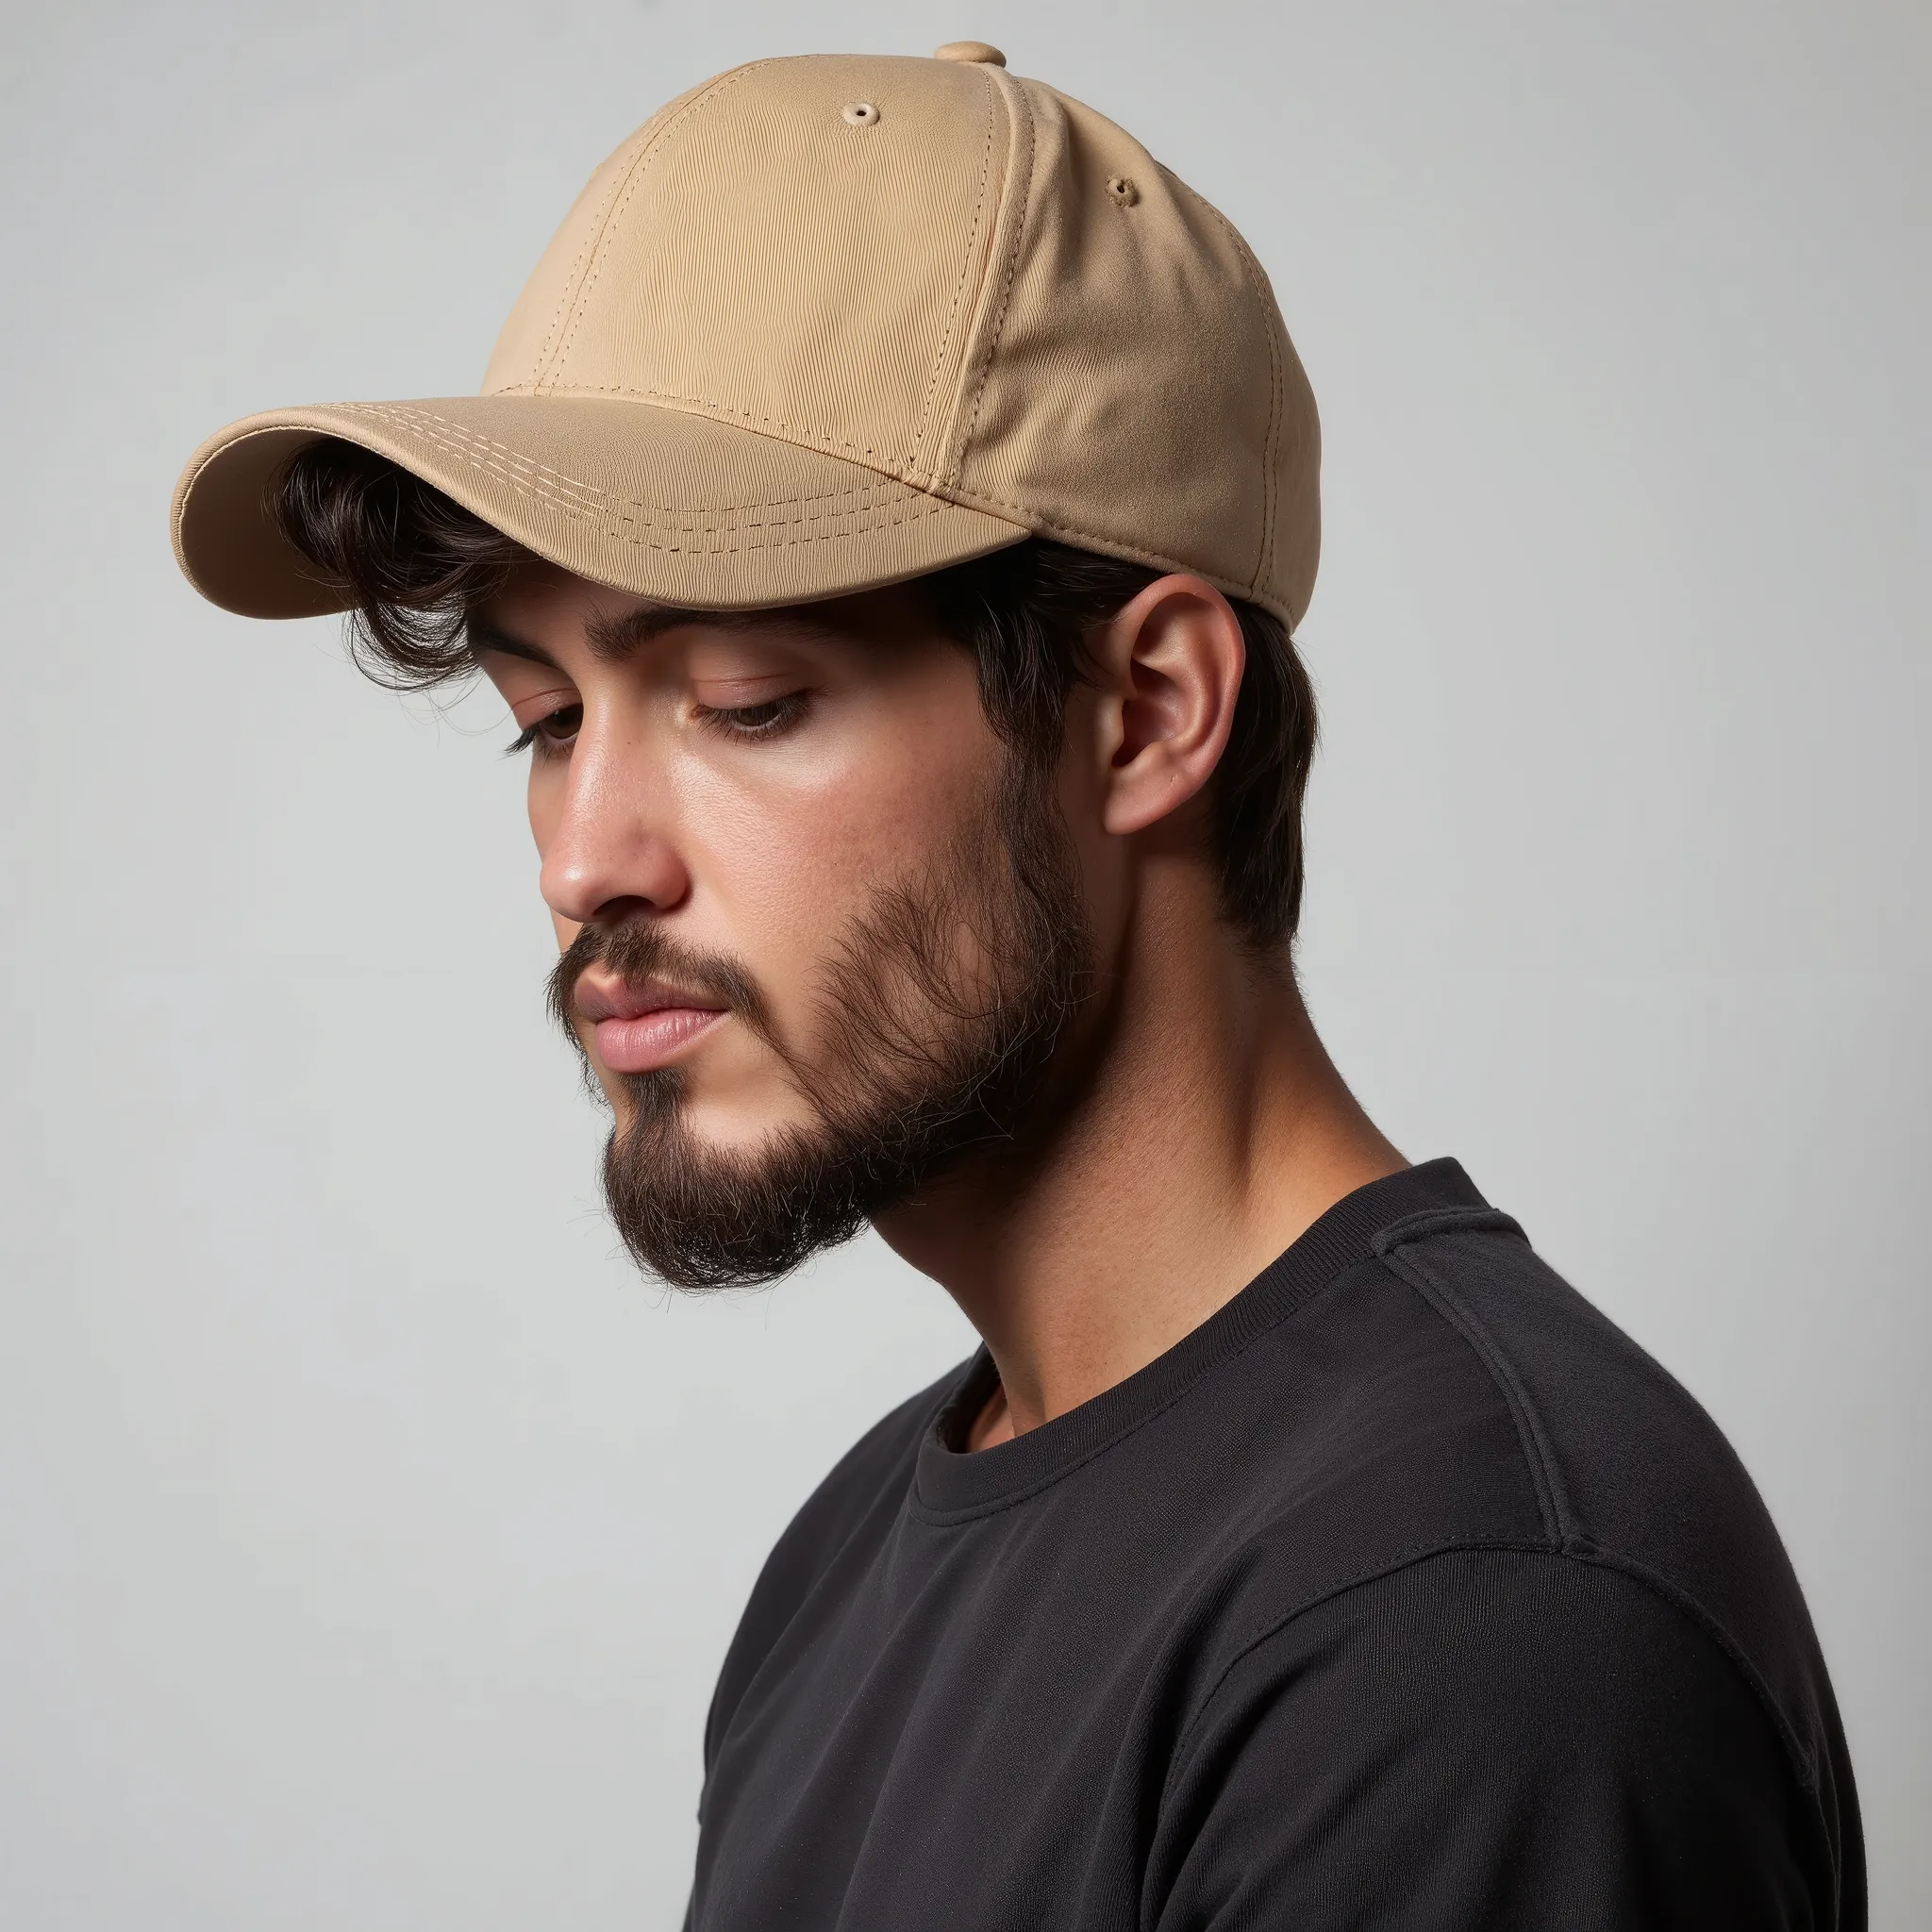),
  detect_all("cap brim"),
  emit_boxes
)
[172,394,1030,619]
